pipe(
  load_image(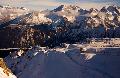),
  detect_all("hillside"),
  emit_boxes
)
[4,42,120,78]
